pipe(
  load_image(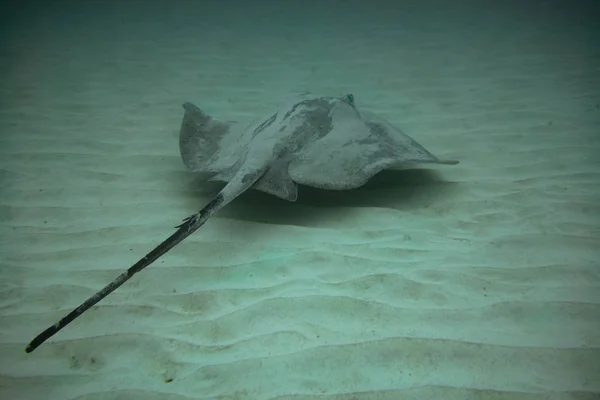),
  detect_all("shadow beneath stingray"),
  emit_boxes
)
[177,168,460,228]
